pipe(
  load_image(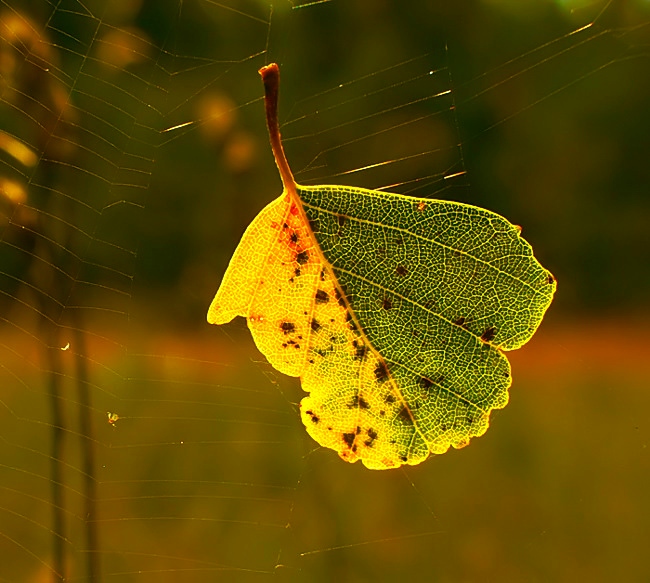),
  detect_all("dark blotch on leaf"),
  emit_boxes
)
[384,394,396,404]
[397,406,413,424]
[354,343,367,361]
[309,219,319,233]
[374,361,388,382]
[396,265,407,277]
[315,290,329,303]
[290,232,299,244]
[305,410,319,424]
[382,298,392,310]
[453,317,466,326]
[345,311,358,331]
[310,318,321,332]
[337,214,346,227]
[280,322,295,335]
[296,250,309,265]
[547,274,555,284]
[334,288,346,307]
[481,326,497,342]
[419,377,433,389]
[365,428,378,447]
[359,397,370,410]
[342,432,356,448]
